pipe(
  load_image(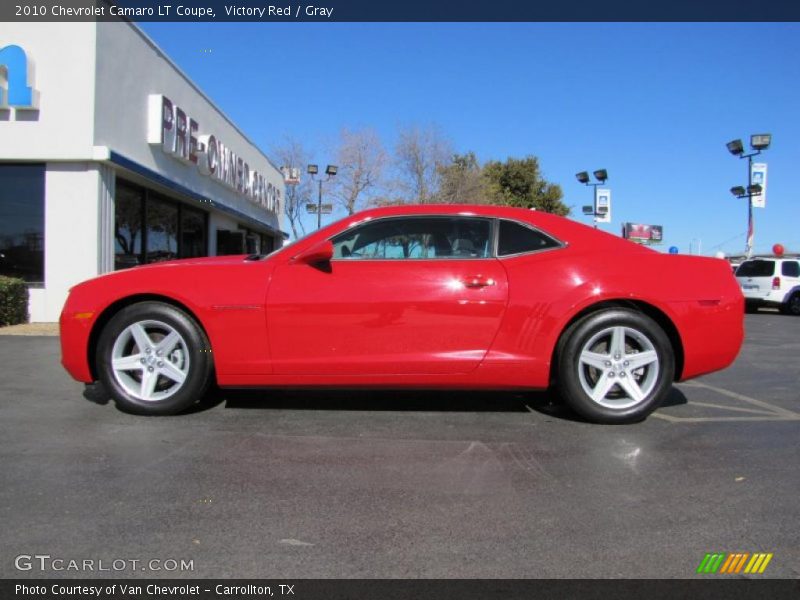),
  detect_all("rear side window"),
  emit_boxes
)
[736,260,775,277]
[782,261,800,277]
[497,220,560,256]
